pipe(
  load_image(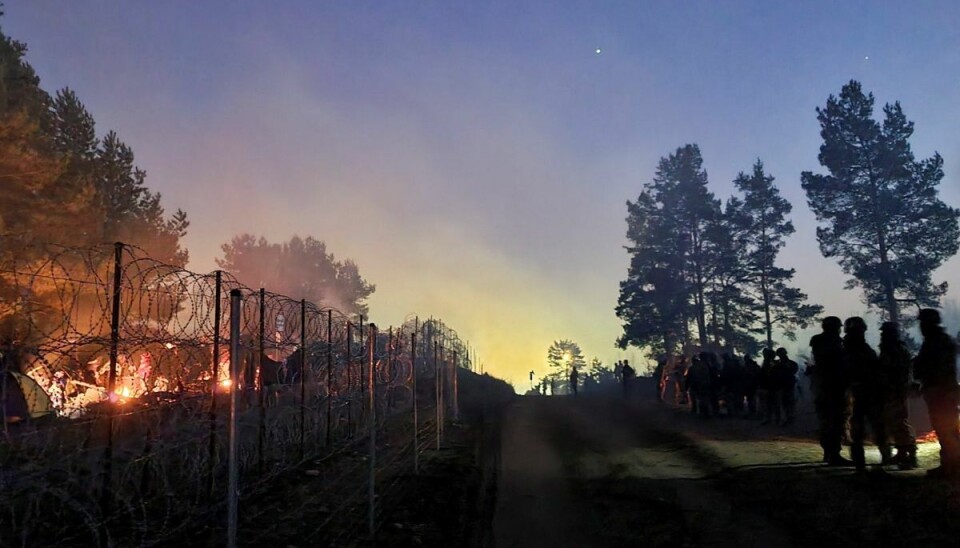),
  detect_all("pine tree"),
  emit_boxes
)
[703,197,761,353]
[217,235,376,316]
[736,160,821,348]
[801,81,959,324]
[545,339,586,393]
[618,144,721,355]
